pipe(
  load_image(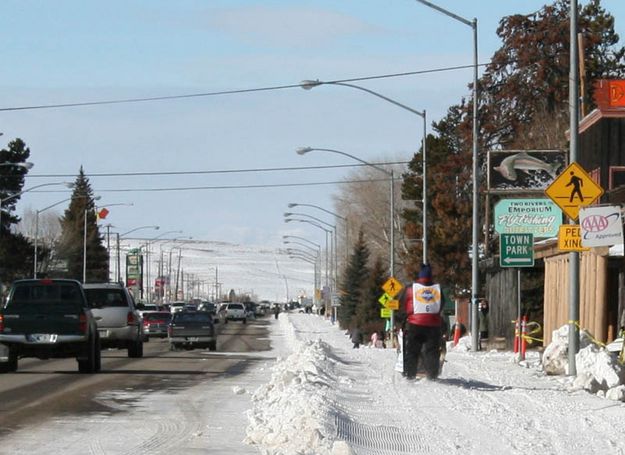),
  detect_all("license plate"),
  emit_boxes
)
[186,337,199,342]
[28,334,58,343]
[98,330,109,338]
